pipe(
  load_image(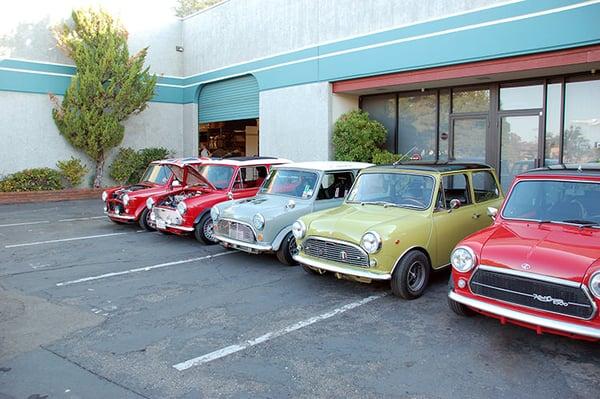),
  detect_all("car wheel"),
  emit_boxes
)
[301,264,327,275]
[447,277,475,317]
[138,208,155,231]
[390,250,430,299]
[195,213,217,245]
[276,232,298,266]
